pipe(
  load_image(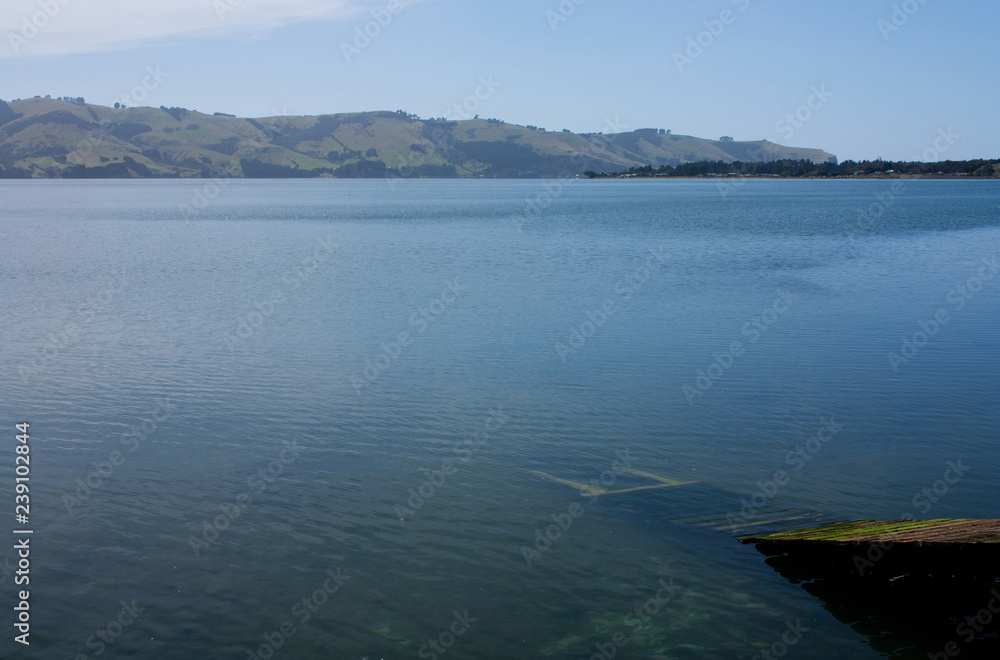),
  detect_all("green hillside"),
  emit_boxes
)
[0,97,837,179]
